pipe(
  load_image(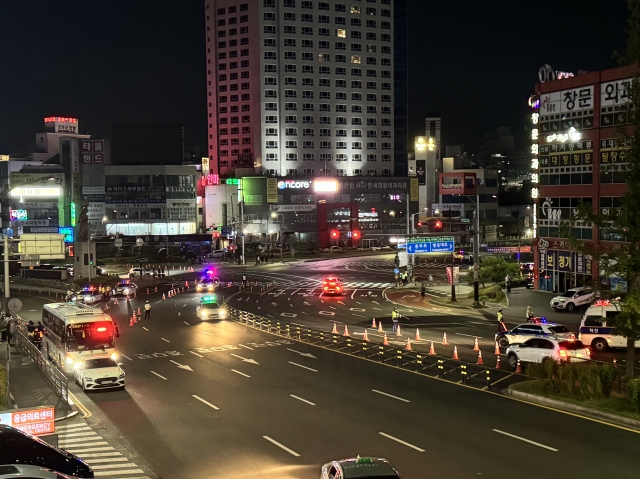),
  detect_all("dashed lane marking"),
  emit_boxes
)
[150,371,167,380]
